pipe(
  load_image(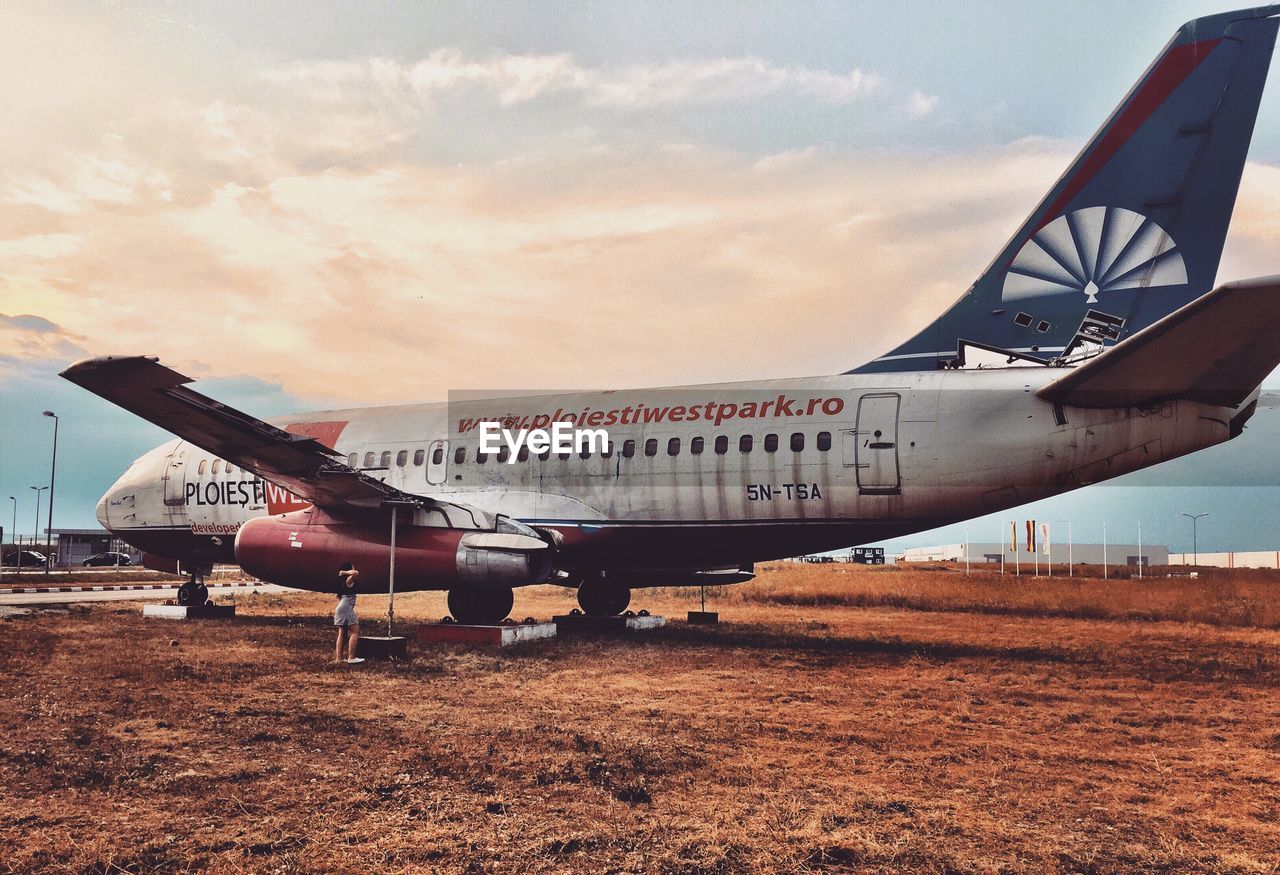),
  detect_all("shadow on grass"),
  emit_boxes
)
[643,622,1280,685]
